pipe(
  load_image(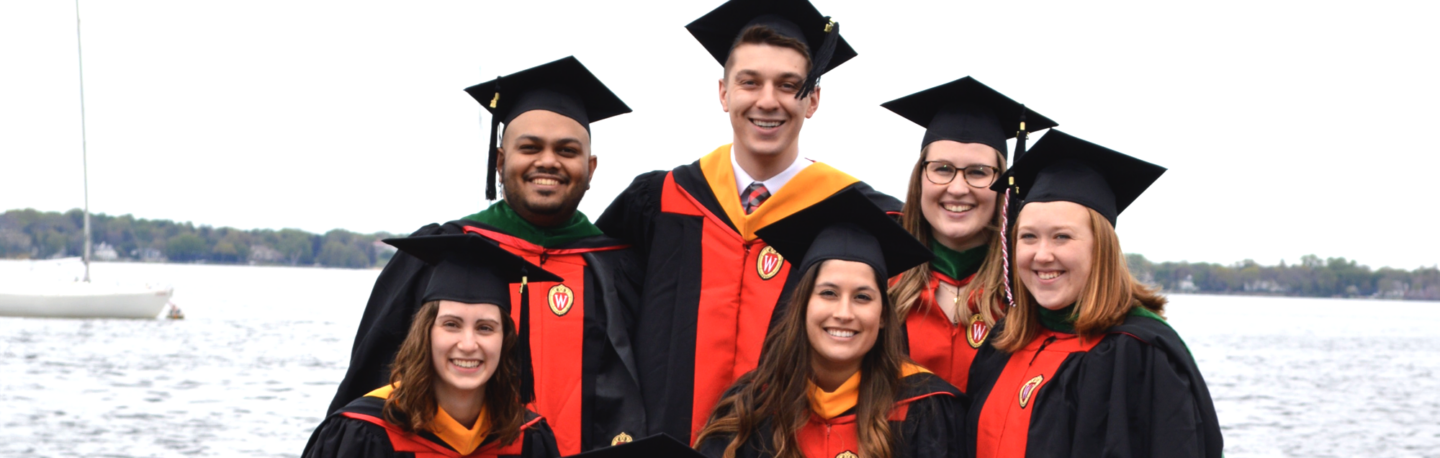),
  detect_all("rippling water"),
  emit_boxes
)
[2,261,1438,457]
